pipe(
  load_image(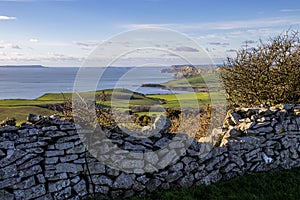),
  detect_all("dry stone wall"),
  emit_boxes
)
[1,104,300,199]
